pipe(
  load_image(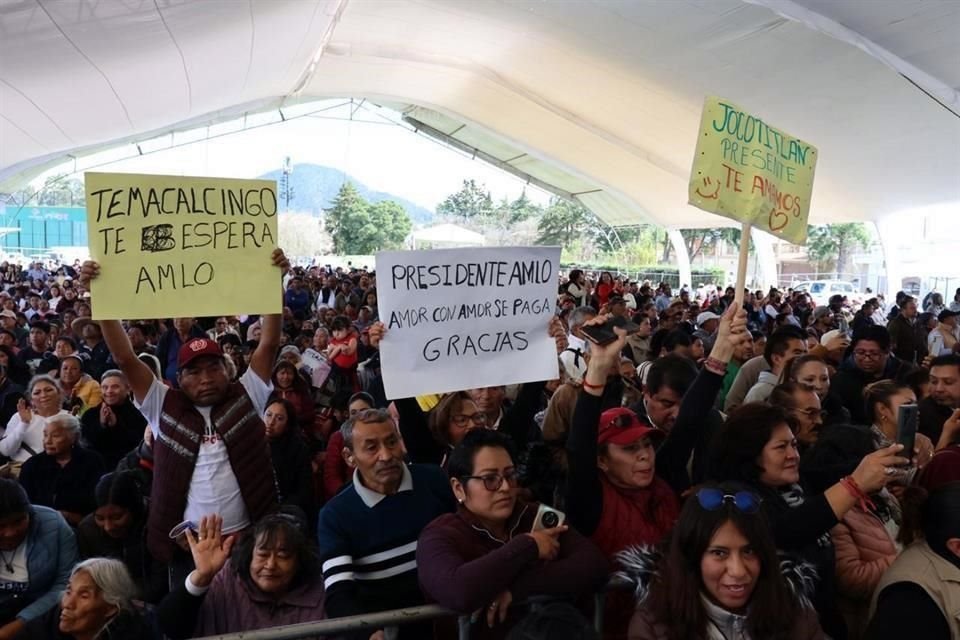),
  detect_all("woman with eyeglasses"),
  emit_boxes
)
[417,429,608,640]
[709,403,908,640]
[156,510,324,639]
[866,484,960,640]
[622,482,824,640]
